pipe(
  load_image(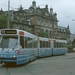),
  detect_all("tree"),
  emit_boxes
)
[0,14,12,29]
[21,27,31,33]
[37,31,48,37]
[72,39,75,48]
